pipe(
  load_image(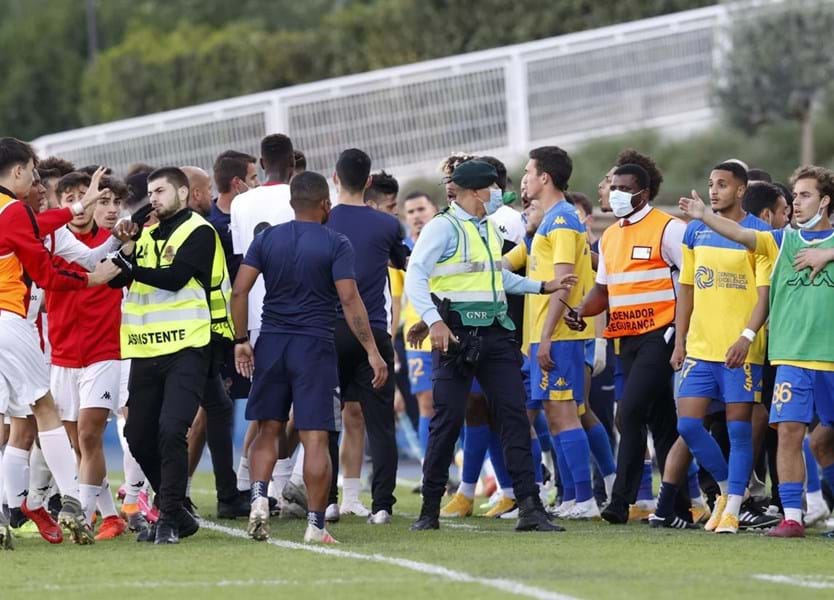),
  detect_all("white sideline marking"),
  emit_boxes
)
[753,574,834,589]
[201,519,581,600]
[26,578,399,592]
